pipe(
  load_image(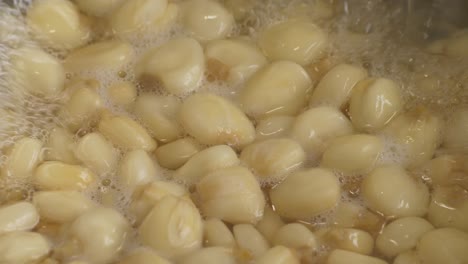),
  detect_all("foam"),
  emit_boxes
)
[199,77,237,99]
[377,135,410,166]
[0,2,63,165]
[0,176,35,204]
